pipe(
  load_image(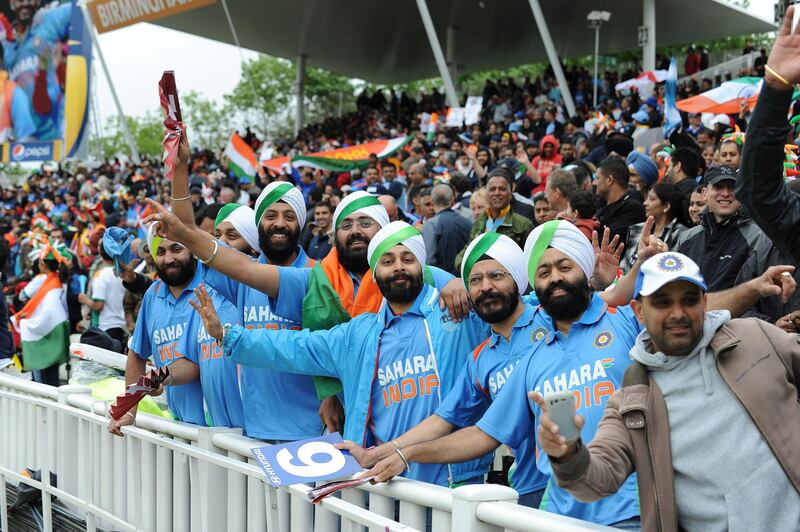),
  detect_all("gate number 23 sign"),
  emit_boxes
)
[251,433,362,486]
